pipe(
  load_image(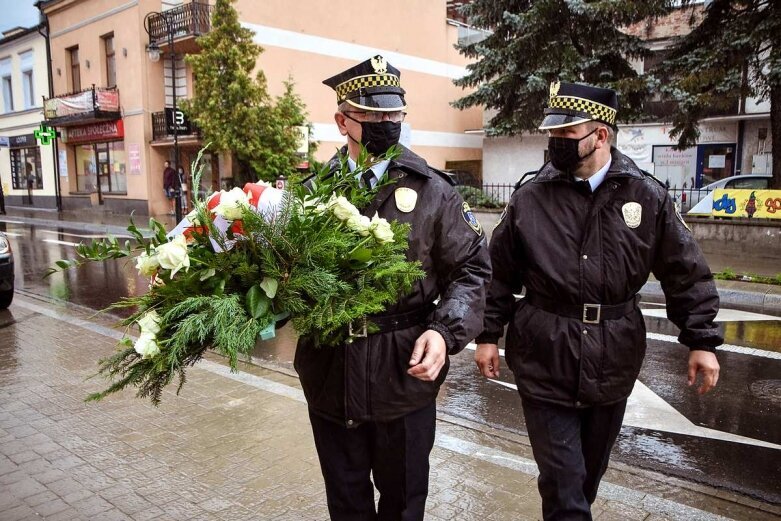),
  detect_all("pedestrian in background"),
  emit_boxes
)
[475,81,722,521]
[176,165,188,212]
[295,55,491,521]
[162,160,177,215]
